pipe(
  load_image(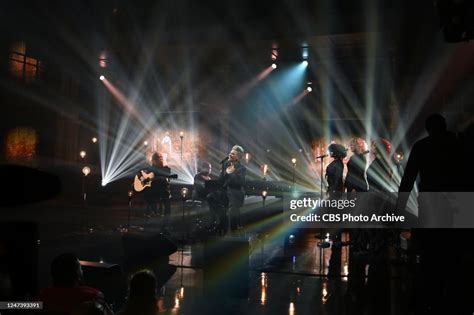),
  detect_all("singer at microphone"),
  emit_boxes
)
[220,156,229,164]
[221,145,246,233]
